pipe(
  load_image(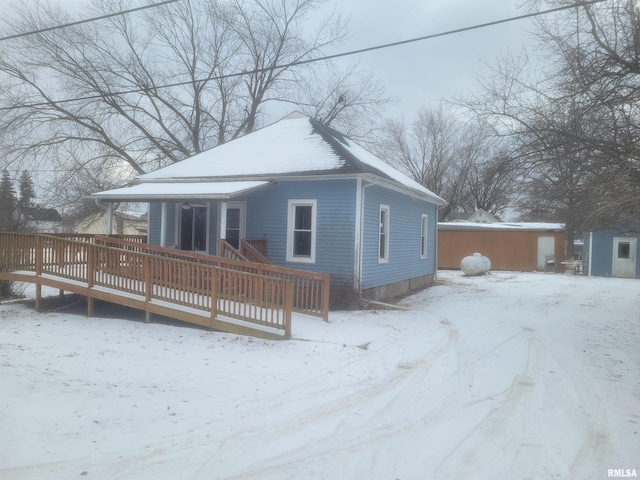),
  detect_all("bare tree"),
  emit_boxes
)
[0,0,386,196]
[467,0,640,241]
[377,106,519,221]
[296,61,392,140]
[466,151,523,220]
